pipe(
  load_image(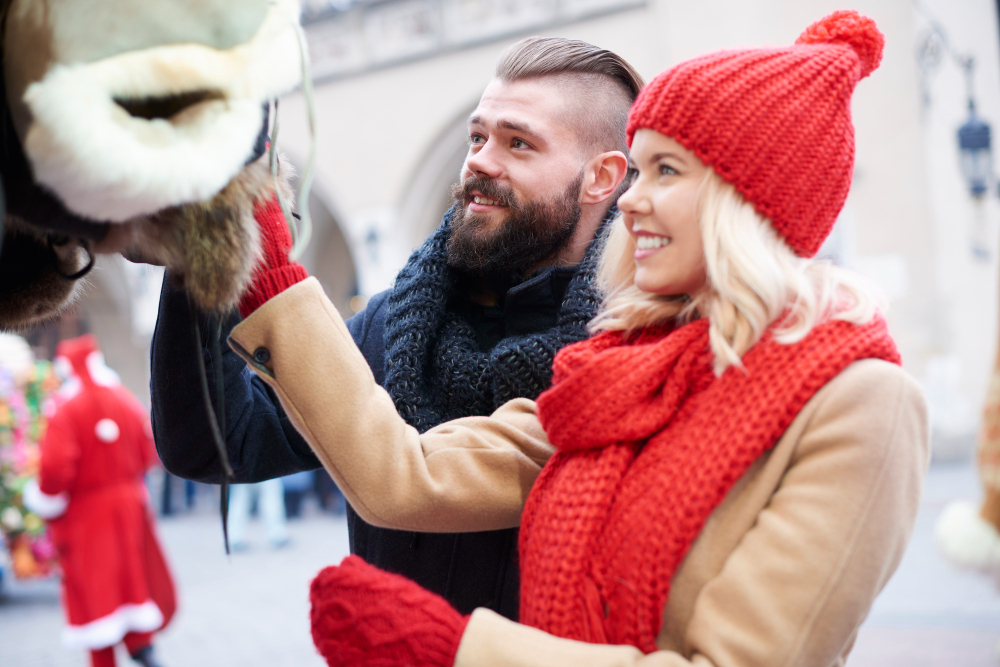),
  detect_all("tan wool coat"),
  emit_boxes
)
[229,278,930,667]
